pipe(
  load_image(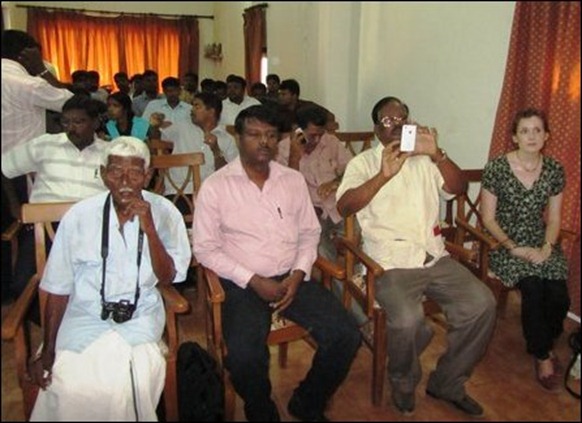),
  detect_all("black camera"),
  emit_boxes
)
[101,299,136,324]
